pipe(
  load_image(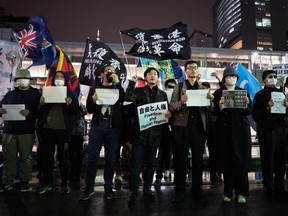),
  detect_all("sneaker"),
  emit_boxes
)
[223,196,231,202]
[60,186,70,195]
[0,183,13,193]
[79,187,95,201]
[114,175,122,190]
[163,170,171,180]
[20,181,31,193]
[237,195,246,204]
[104,188,116,200]
[36,185,53,195]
